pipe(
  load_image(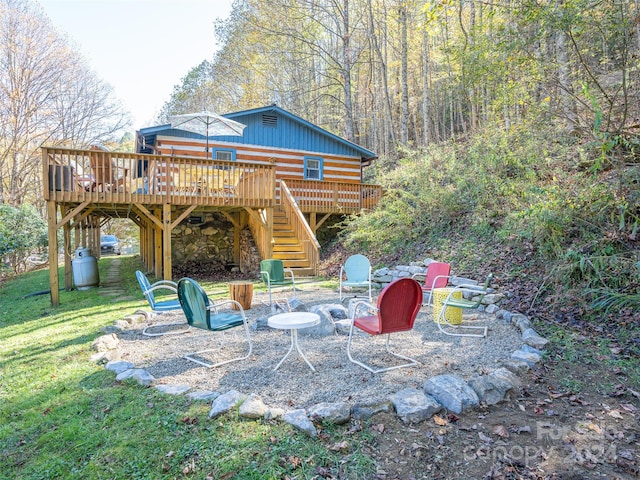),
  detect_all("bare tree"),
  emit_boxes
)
[0,0,129,207]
